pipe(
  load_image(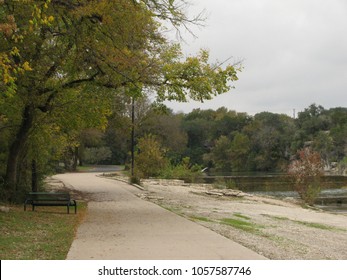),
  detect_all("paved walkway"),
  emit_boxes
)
[54,173,266,260]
